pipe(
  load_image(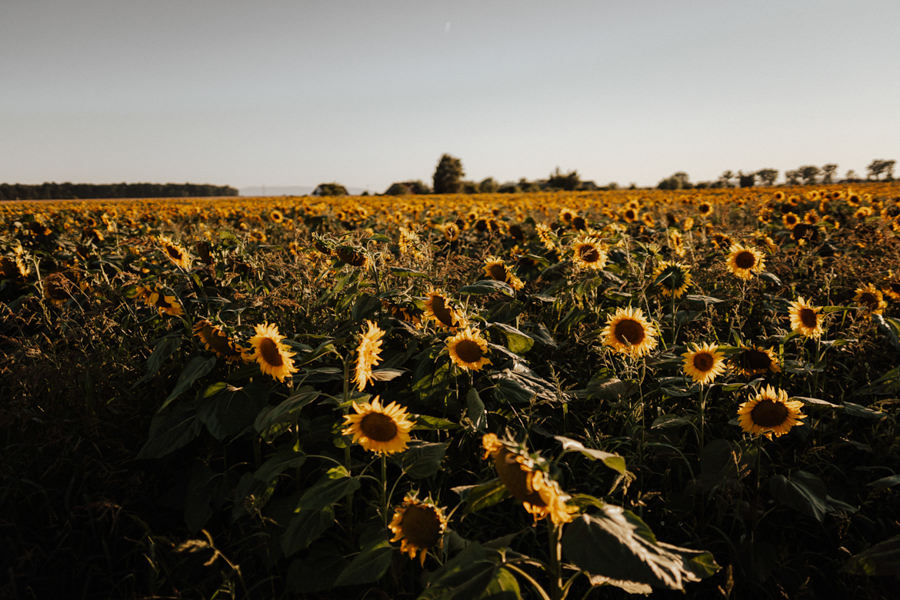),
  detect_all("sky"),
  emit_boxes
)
[2,0,899,193]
